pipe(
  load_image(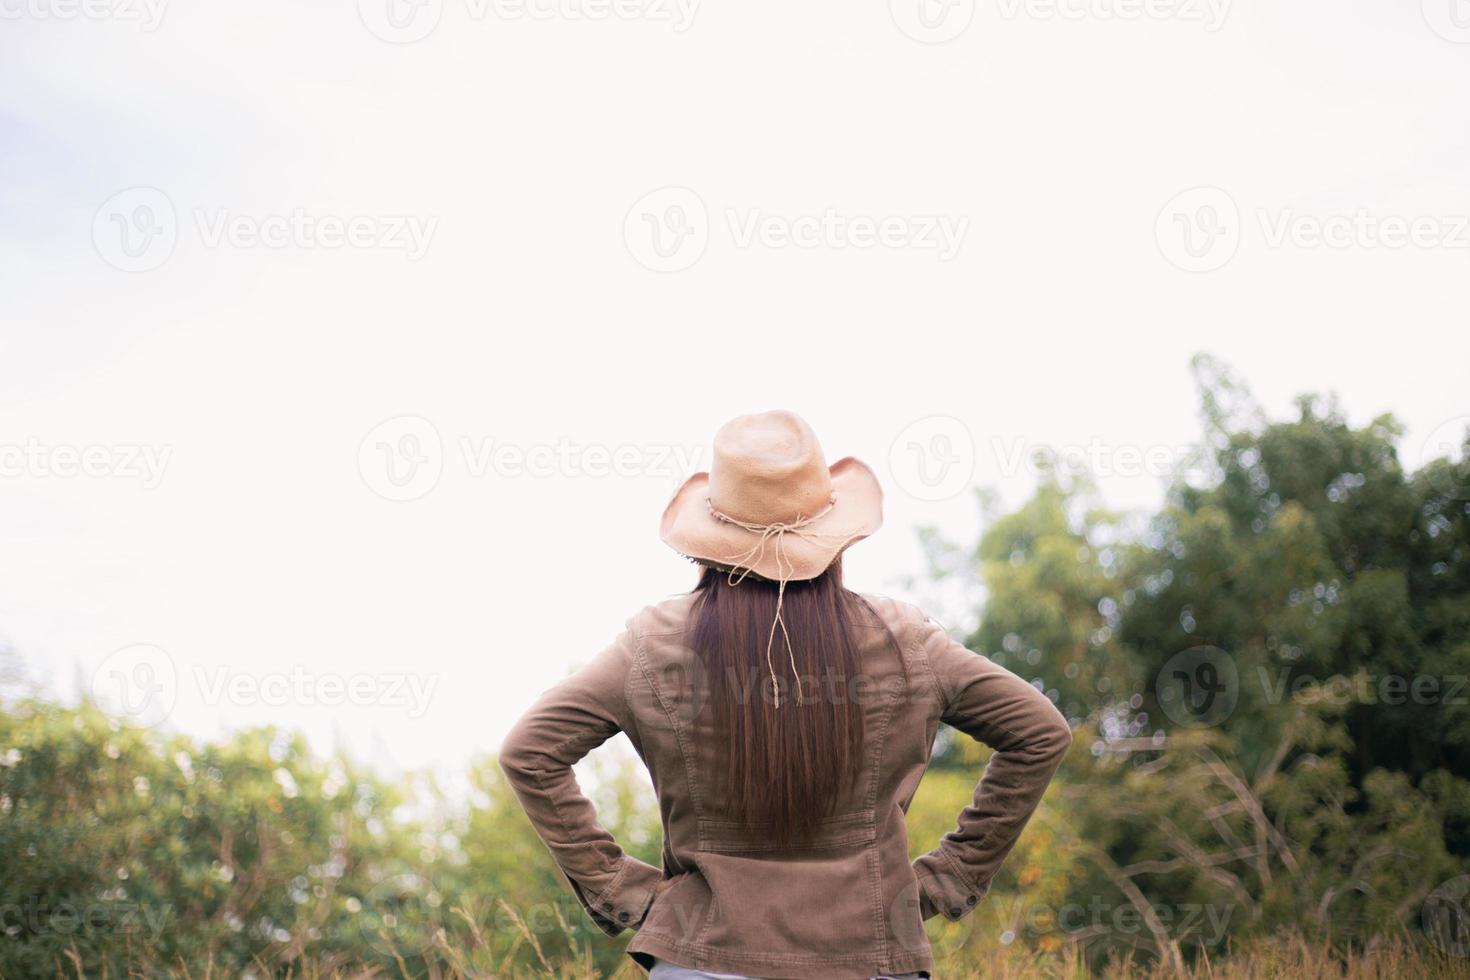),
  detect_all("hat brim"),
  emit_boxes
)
[659,456,883,582]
